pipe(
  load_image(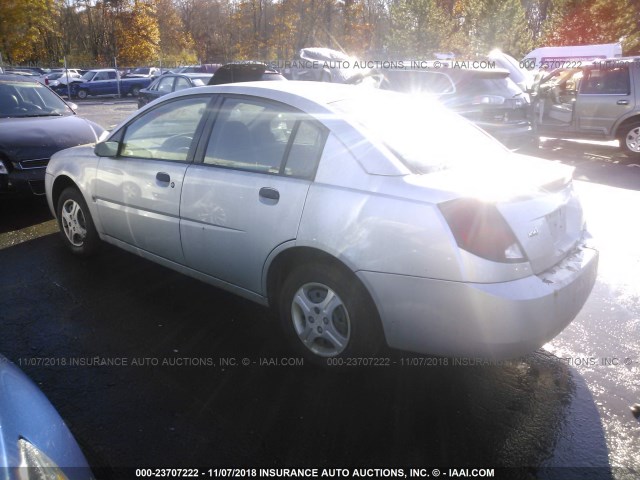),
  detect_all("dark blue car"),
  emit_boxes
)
[0,75,104,196]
